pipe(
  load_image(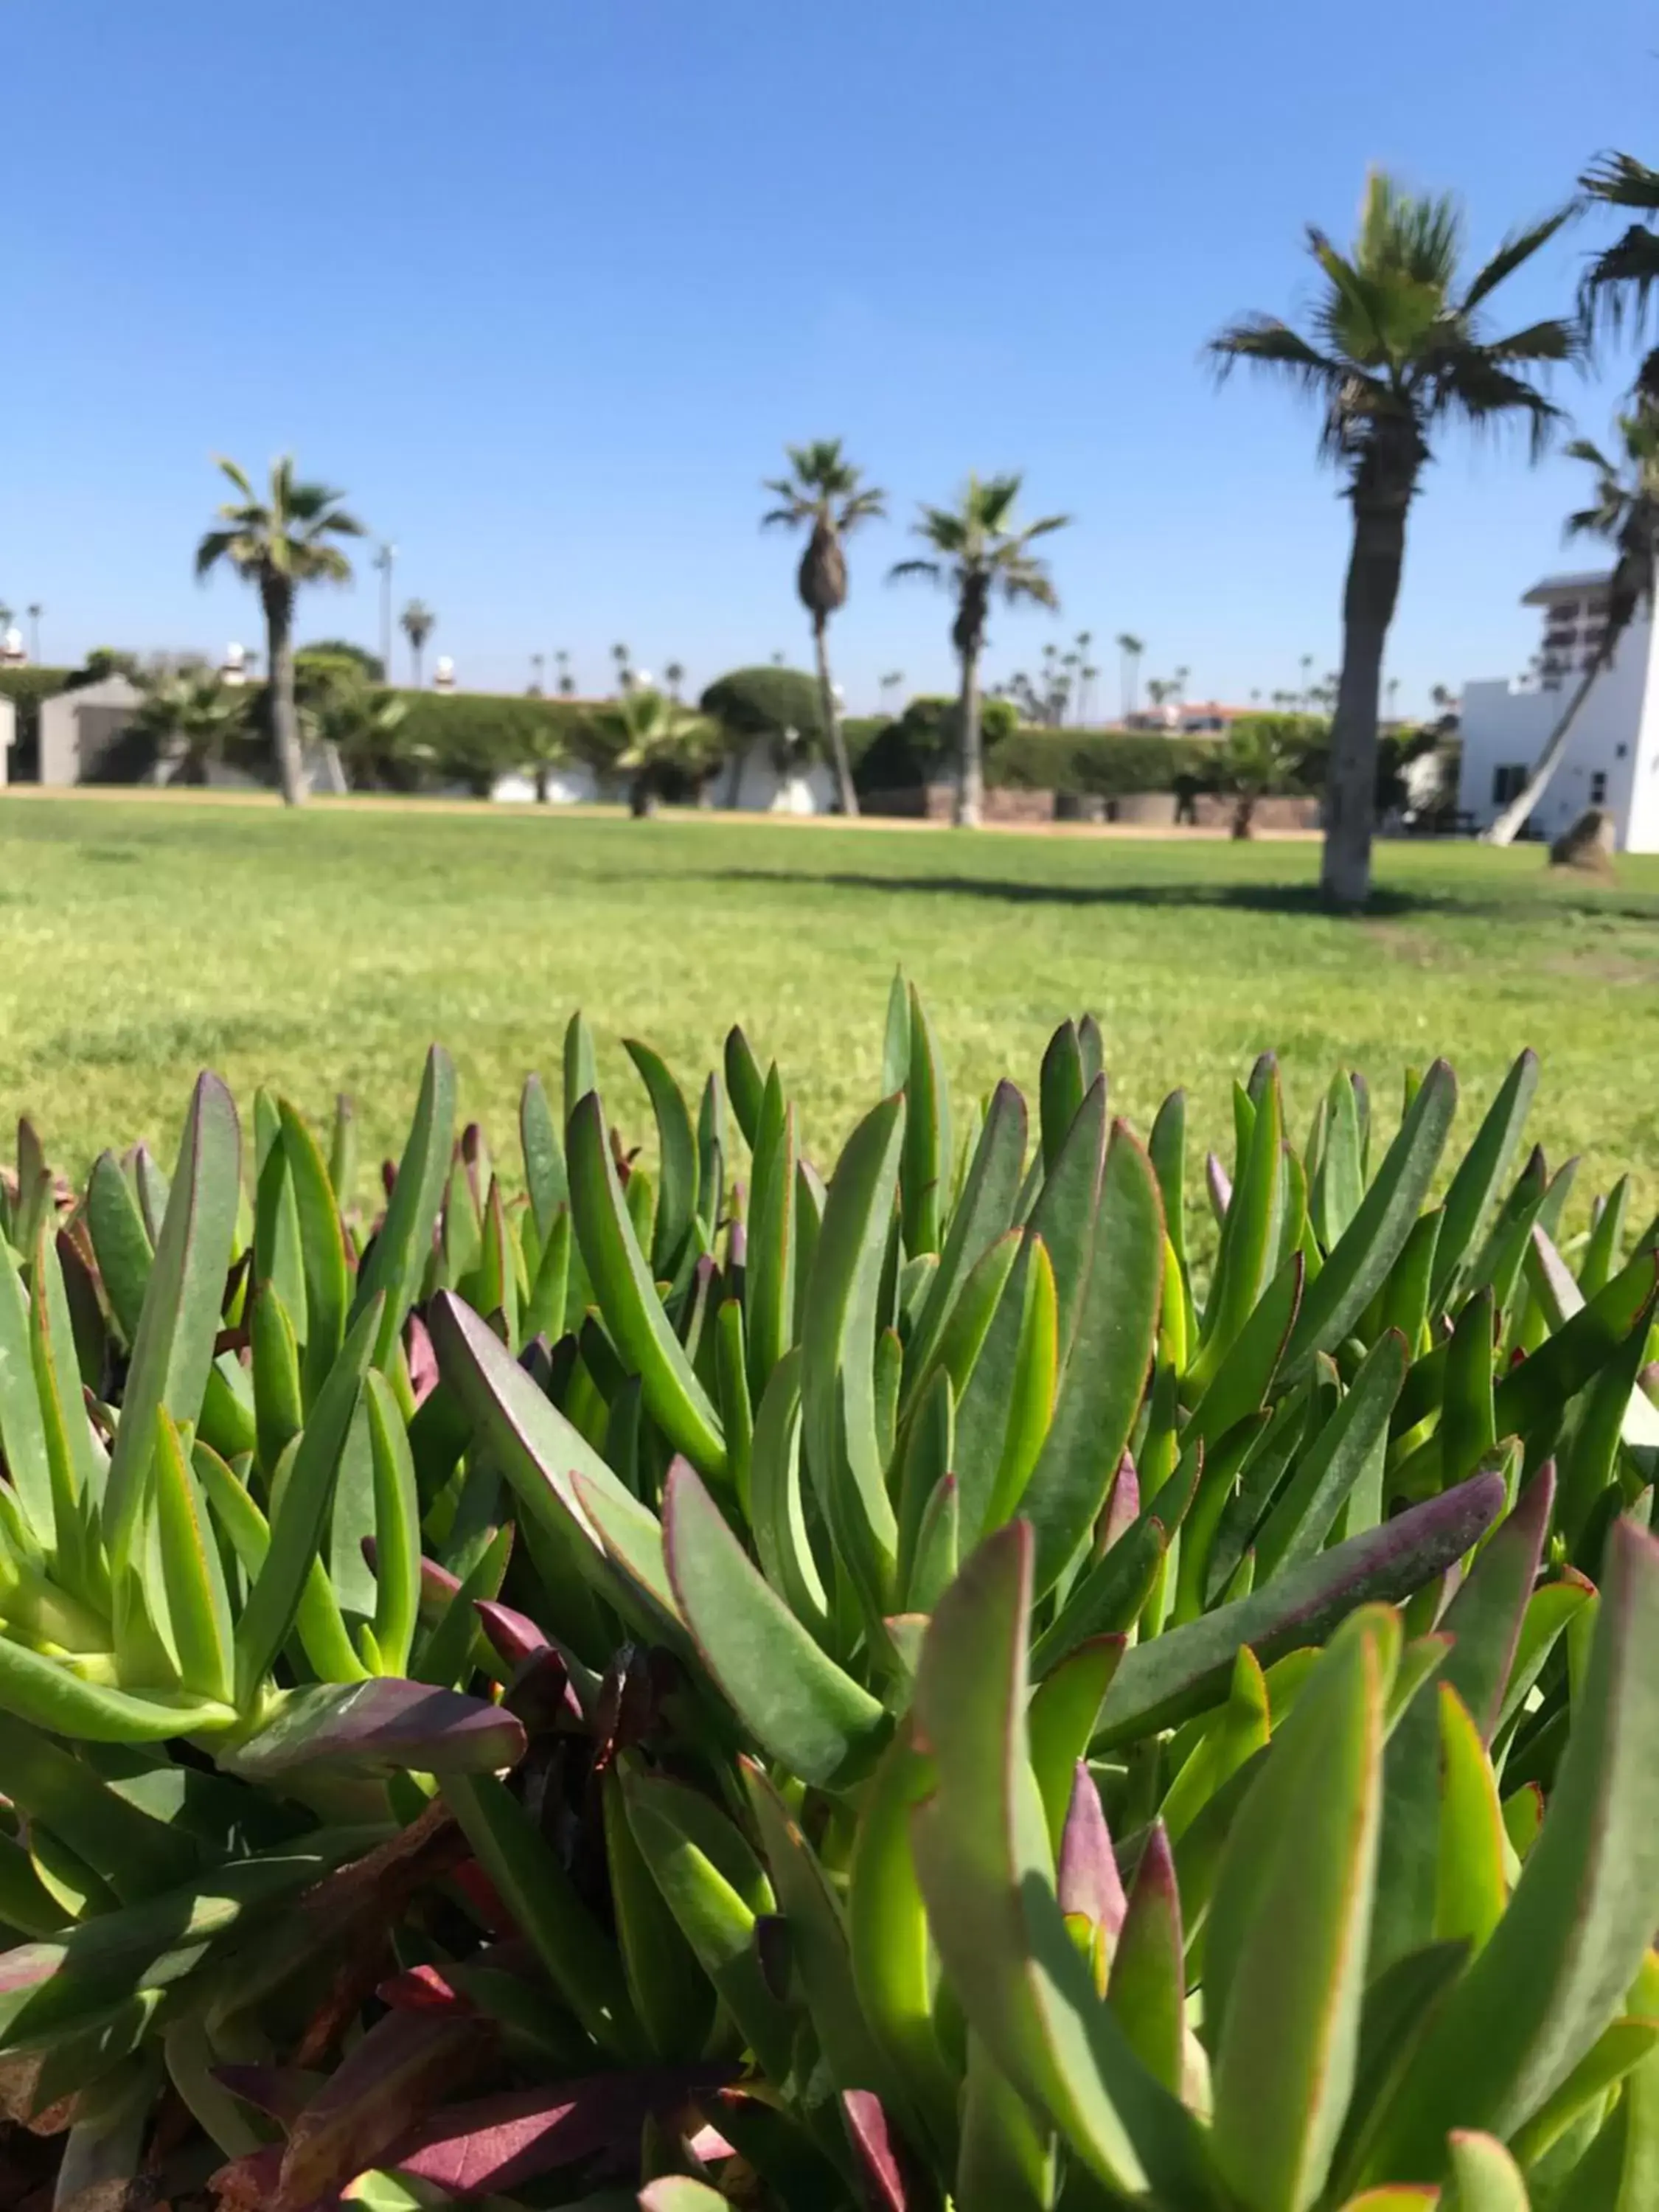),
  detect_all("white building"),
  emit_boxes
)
[1458,569,1659,852]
